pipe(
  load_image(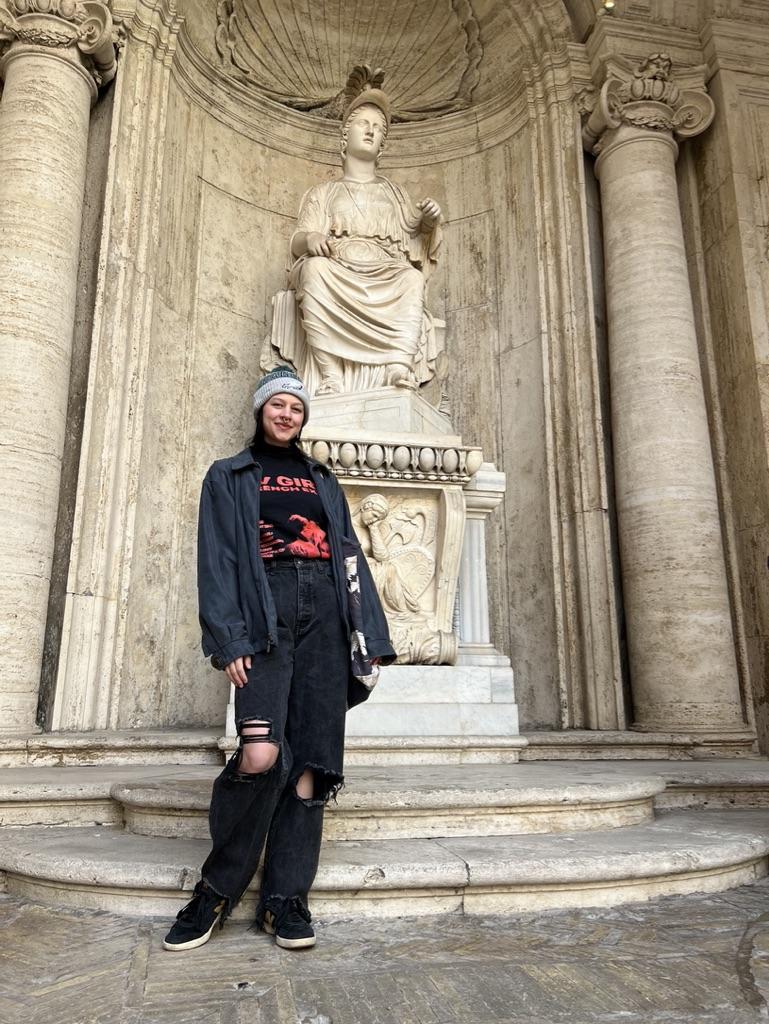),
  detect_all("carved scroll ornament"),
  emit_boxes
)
[0,0,117,86]
[582,53,715,155]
